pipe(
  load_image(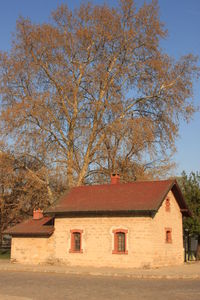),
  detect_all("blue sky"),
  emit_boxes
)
[0,0,199,176]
